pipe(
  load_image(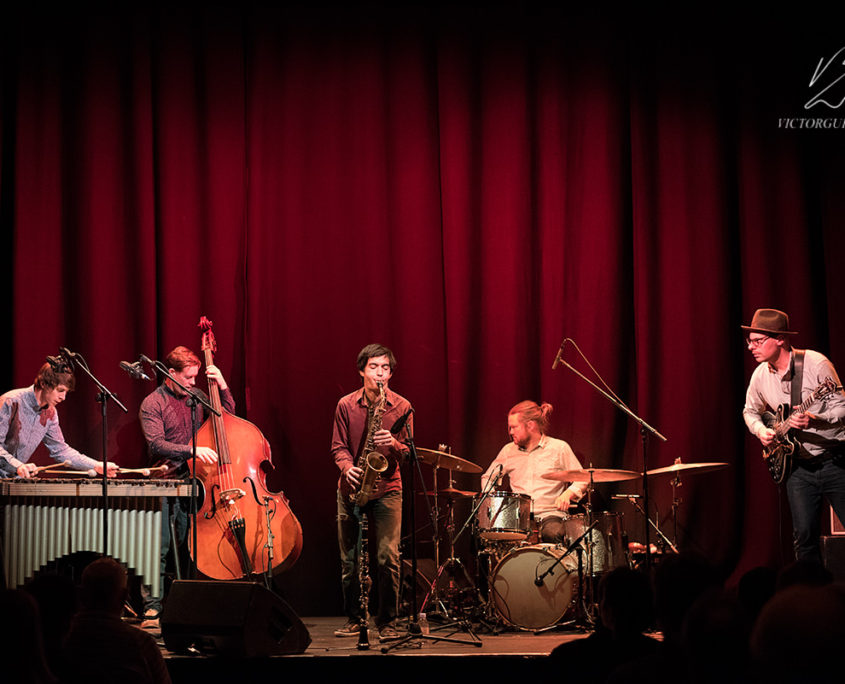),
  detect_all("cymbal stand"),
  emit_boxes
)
[423,472,481,620]
[670,473,682,550]
[582,468,597,623]
[616,493,678,554]
[419,460,447,615]
[382,437,482,652]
